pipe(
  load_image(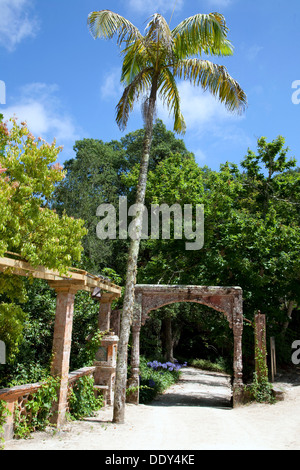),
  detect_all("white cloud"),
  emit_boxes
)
[244,44,263,62]
[3,82,82,148]
[125,0,184,18]
[100,69,123,101]
[0,0,39,51]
